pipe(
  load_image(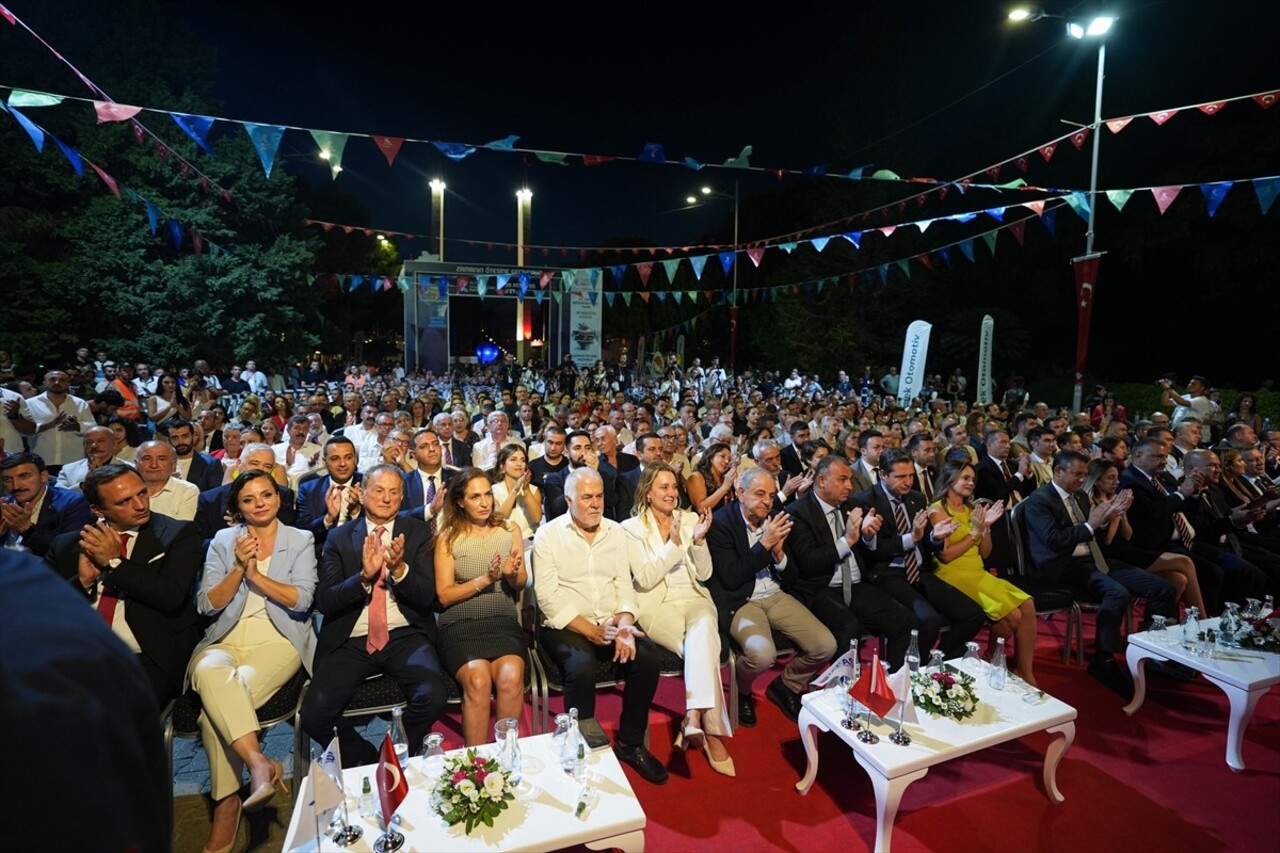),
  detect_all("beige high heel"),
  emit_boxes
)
[700,736,736,777]
[242,758,287,812]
